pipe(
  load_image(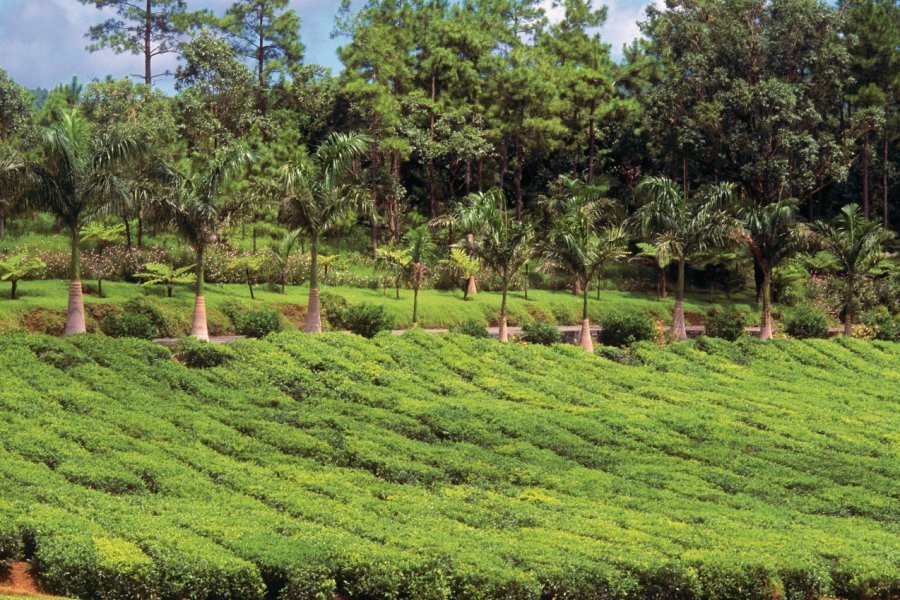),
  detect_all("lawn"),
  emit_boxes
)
[0,333,897,599]
[0,278,758,334]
